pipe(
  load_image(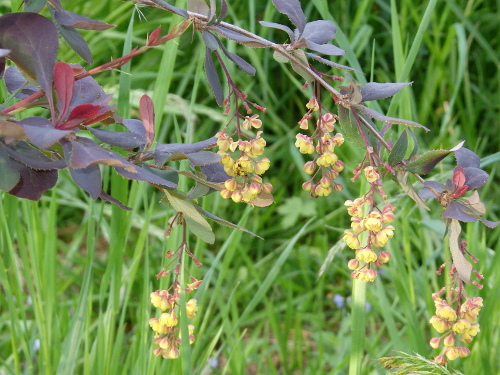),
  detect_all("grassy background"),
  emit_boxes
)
[0,0,499,374]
